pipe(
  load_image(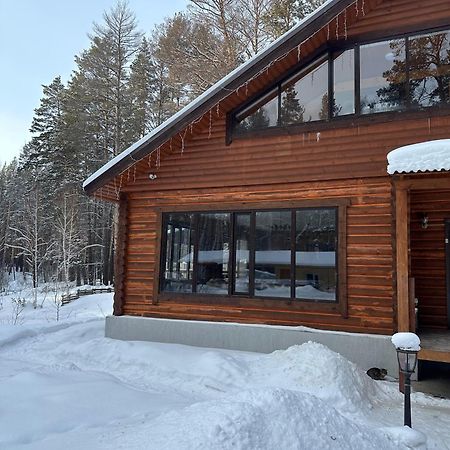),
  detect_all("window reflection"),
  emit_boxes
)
[409,30,450,107]
[334,49,355,116]
[280,60,329,124]
[295,209,336,301]
[255,211,292,298]
[360,40,406,114]
[163,213,194,292]
[235,89,278,133]
[196,213,230,294]
[234,213,250,294]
